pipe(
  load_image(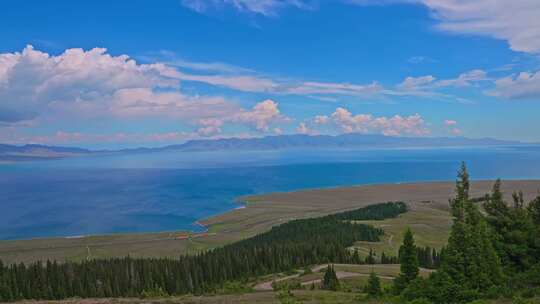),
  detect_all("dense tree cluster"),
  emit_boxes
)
[365,270,382,297]
[398,163,540,303]
[0,201,407,301]
[321,265,340,291]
